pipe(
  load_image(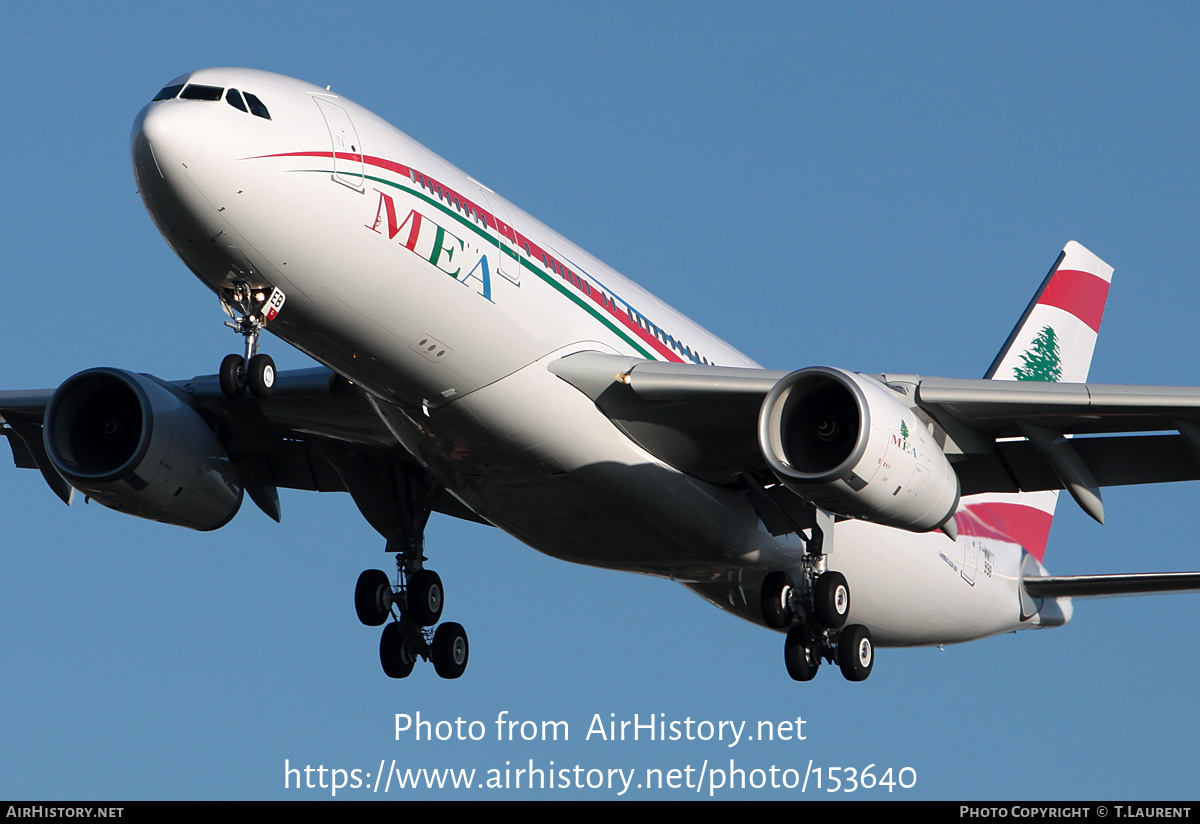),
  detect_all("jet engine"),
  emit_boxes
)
[758,366,958,533]
[43,368,243,531]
